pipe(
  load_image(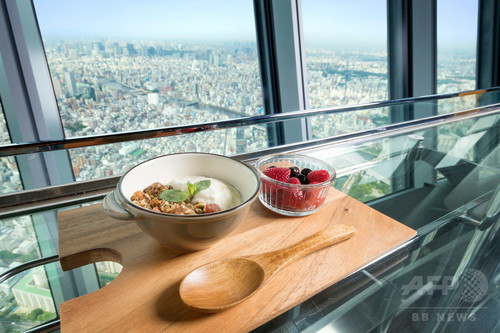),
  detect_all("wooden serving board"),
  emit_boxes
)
[58,189,416,333]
